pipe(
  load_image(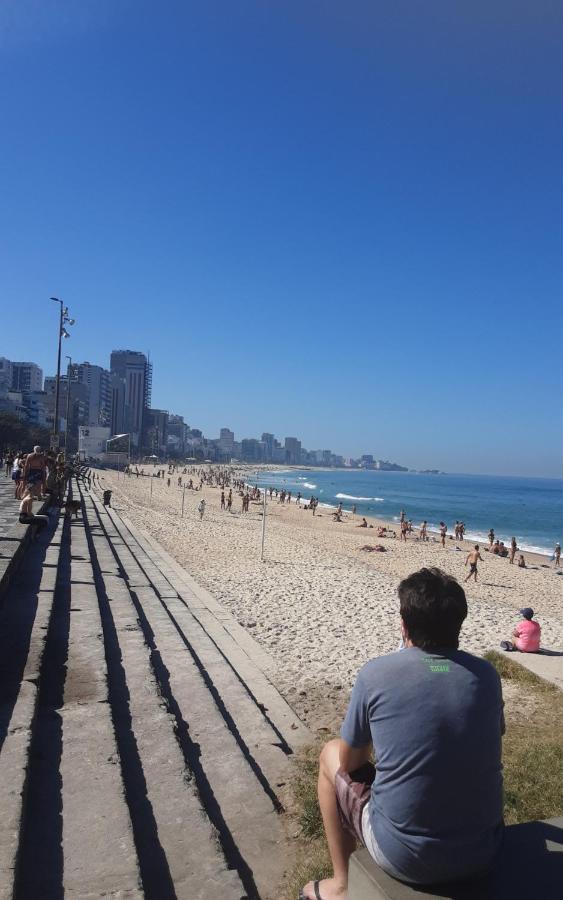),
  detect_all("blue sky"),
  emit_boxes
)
[1,1,562,476]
